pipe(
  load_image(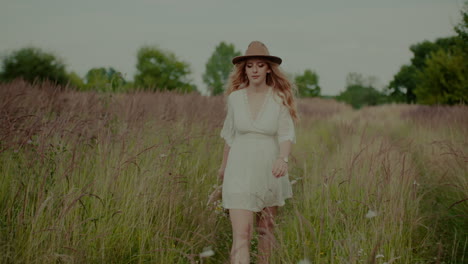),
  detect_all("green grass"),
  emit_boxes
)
[0,81,466,263]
